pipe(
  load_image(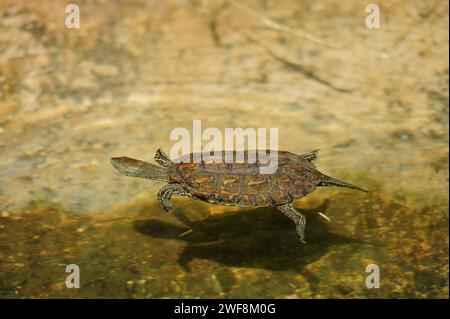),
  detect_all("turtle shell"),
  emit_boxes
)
[167,151,323,207]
